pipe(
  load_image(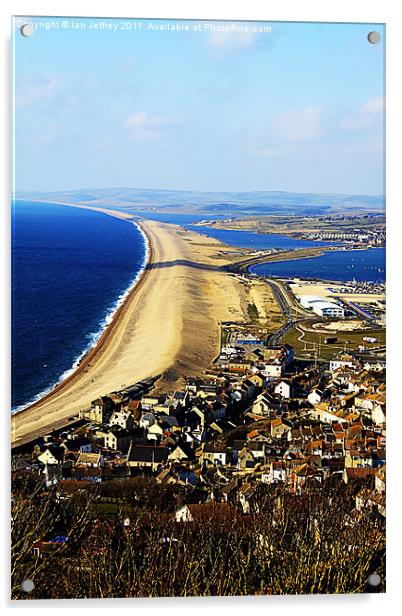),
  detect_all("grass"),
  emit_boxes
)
[282,325,385,360]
